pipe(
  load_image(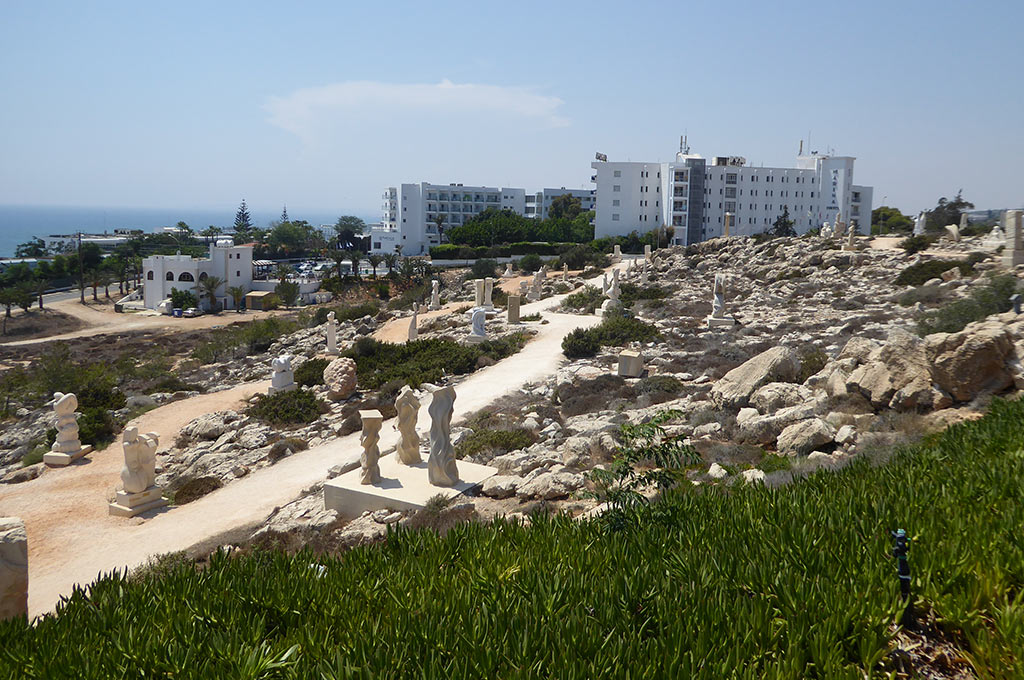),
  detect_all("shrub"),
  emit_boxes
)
[169,287,197,310]
[897,284,944,307]
[20,444,47,468]
[518,253,543,273]
[561,328,600,358]
[145,376,202,395]
[455,428,537,460]
[558,374,637,417]
[246,388,326,425]
[470,259,498,279]
[637,375,683,395]
[796,347,828,383]
[894,259,974,287]
[619,283,668,307]
[294,358,329,387]
[77,407,119,447]
[898,234,935,254]
[192,317,300,364]
[916,274,1018,335]
[560,285,603,314]
[589,313,660,346]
